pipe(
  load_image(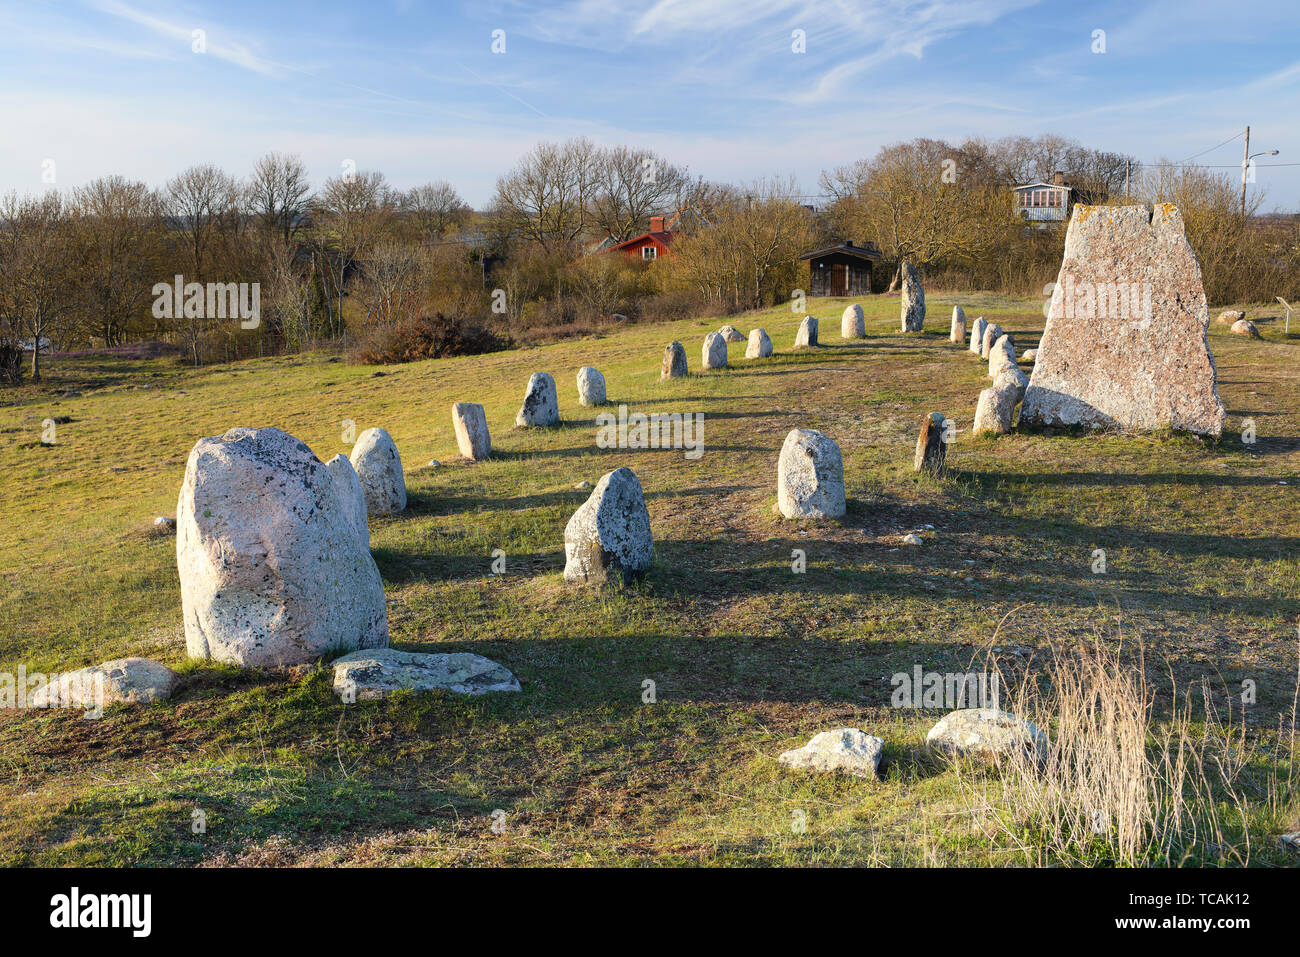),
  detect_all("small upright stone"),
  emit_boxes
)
[719,324,746,343]
[777,429,846,519]
[576,366,607,406]
[981,322,1003,360]
[993,364,1030,404]
[661,341,688,379]
[451,402,491,461]
[564,467,654,585]
[988,334,1018,379]
[516,372,559,427]
[950,305,967,344]
[350,427,406,514]
[913,412,947,477]
[900,261,925,331]
[325,453,369,549]
[794,315,819,348]
[973,381,1019,435]
[841,303,865,338]
[746,328,773,358]
[702,331,728,369]
[969,315,988,355]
